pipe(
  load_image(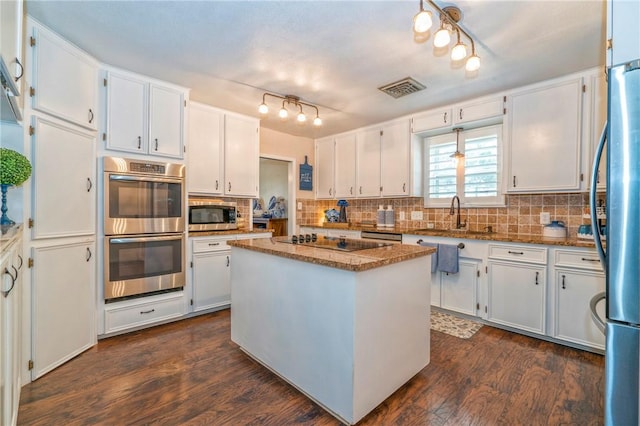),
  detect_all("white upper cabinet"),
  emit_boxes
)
[608,0,640,67]
[507,76,583,193]
[104,68,187,159]
[380,119,411,196]
[315,137,335,199]
[356,127,381,198]
[334,133,357,198]
[30,115,96,239]
[411,107,452,133]
[1,0,24,93]
[452,97,505,126]
[28,19,98,130]
[187,102,223,194]
[224,112,259,197]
